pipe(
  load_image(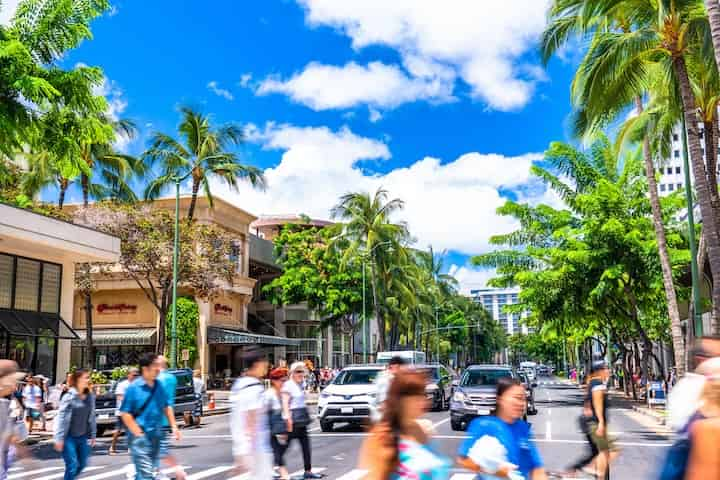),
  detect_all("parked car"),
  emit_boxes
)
[417,364,454,411]
[518,371,538,415]
[94,368,200,436]
[450,364,521,431]
[317,364,385,432]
